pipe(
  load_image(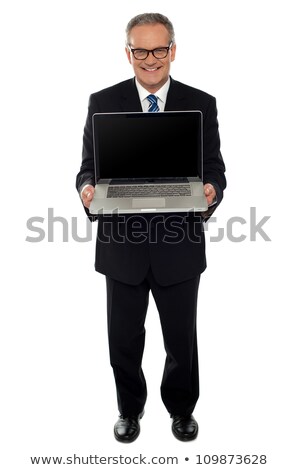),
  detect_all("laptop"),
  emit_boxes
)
[89,111,208,214]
